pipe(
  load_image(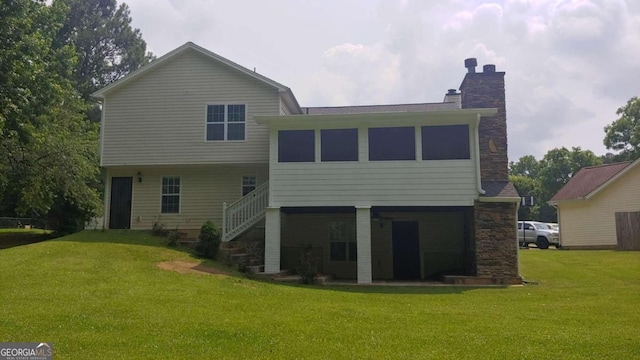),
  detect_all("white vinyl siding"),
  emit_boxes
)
[106,164,268,230]
[558,164,640,247]
[101,49,279,166]
[269,126,478,207]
